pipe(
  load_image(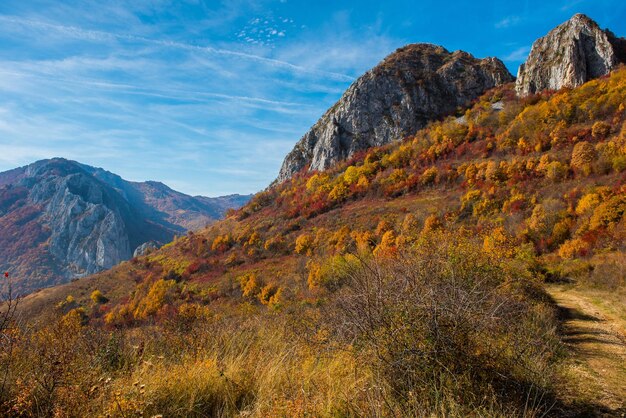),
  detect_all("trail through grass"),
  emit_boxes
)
[547,284,626,417]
